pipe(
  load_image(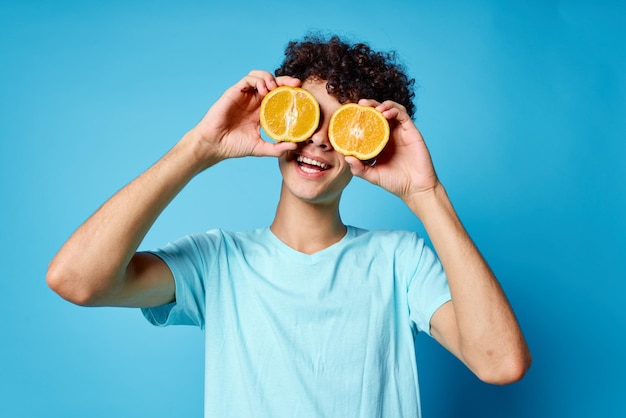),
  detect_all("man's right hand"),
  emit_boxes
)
[185,71,301,169]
